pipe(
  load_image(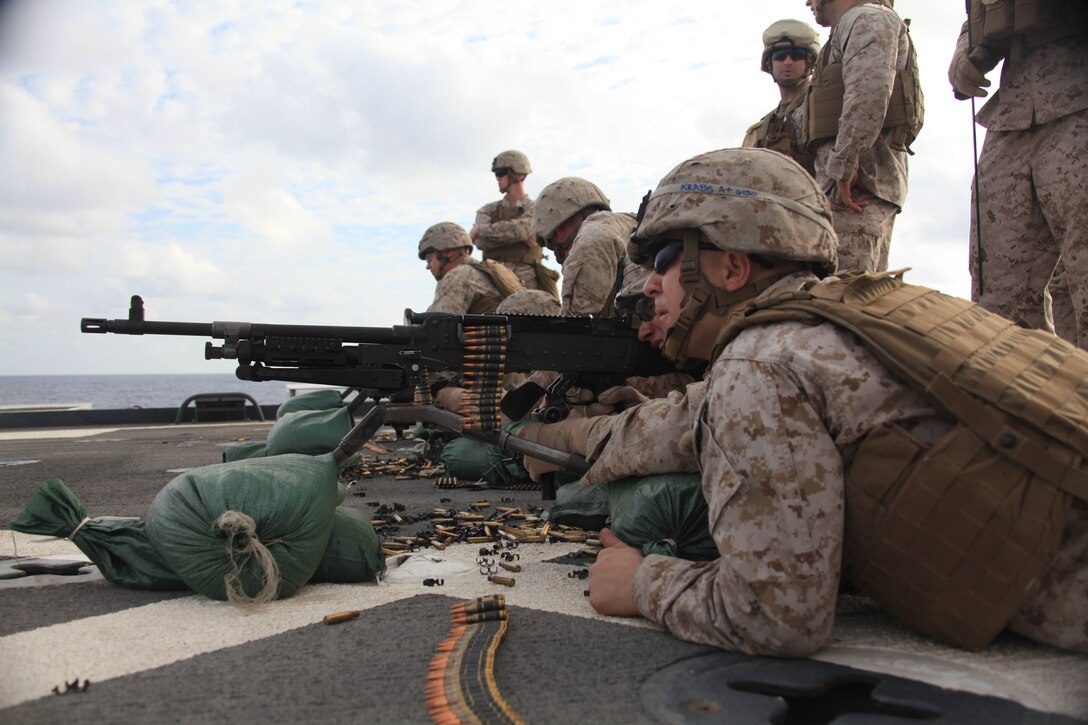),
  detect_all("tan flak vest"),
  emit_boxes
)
[483,204,561,298]
[744,98,817,177]
[803,15,924,154]
[969,0,1088,52]
[463,258,525,315]
[713,271,1088,651]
